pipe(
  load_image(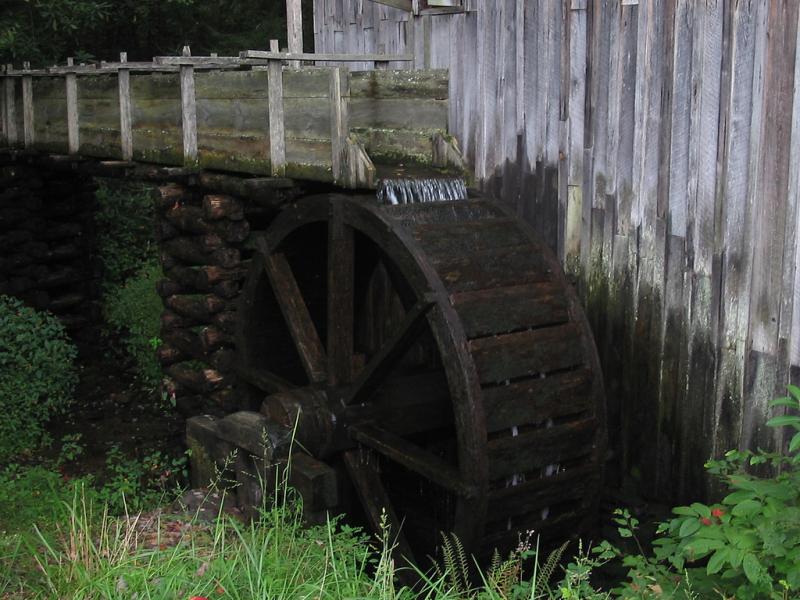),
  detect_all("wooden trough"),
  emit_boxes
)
[0,51,466,188]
